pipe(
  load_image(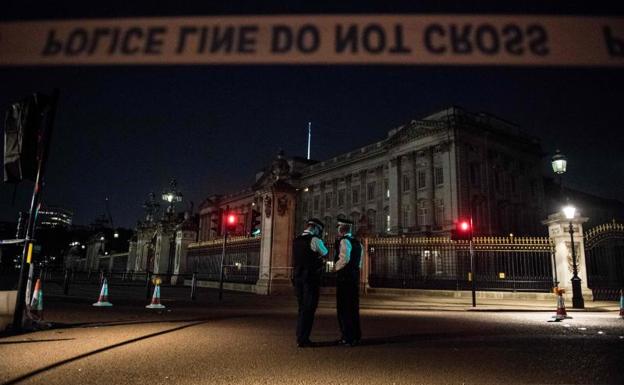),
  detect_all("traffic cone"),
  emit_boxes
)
[30,278,43,319]
[93,278,113,307]
[552,287,571,321]
[619,289,624,319]
[146,283,165,309]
